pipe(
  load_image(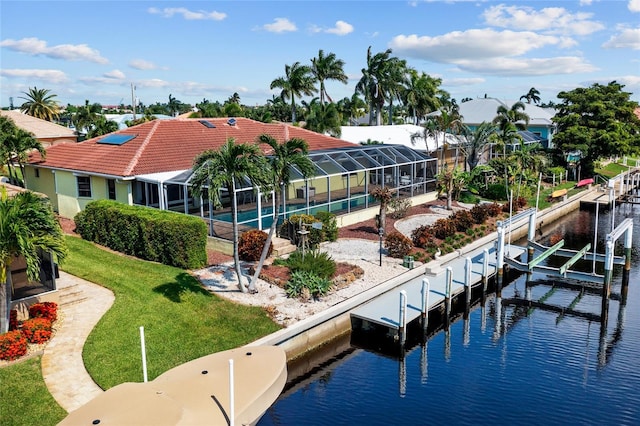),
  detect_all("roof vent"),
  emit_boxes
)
[199,120,216,128]
[227,118,236,126]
